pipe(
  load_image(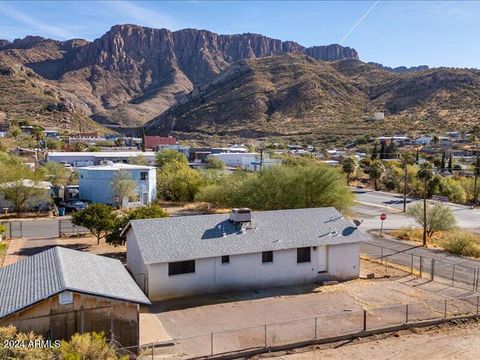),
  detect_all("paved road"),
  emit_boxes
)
[352,189,480,232]
[1,218,87,239]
